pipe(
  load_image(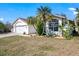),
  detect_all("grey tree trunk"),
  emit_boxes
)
[75,19,79,33]
[42,21,46,35]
